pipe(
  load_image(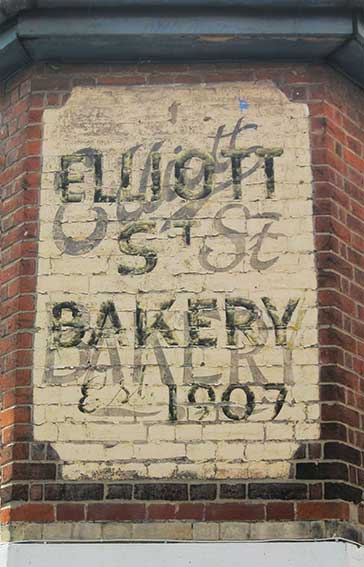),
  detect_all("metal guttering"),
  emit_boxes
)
[0,0,362,12]
[0,2,363,88]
